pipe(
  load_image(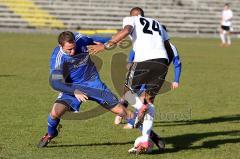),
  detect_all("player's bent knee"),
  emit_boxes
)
[51,103,68,119]
[50,110,59,119]
[110,105,127,118]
